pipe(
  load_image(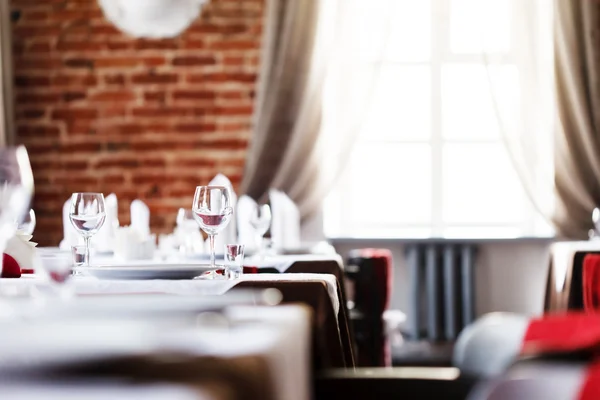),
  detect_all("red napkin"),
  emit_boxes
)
[0,253,21,278]
[243,266,258,274]
[521,312,600,356]
[583,254,600,311]
[579,361,600,400]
